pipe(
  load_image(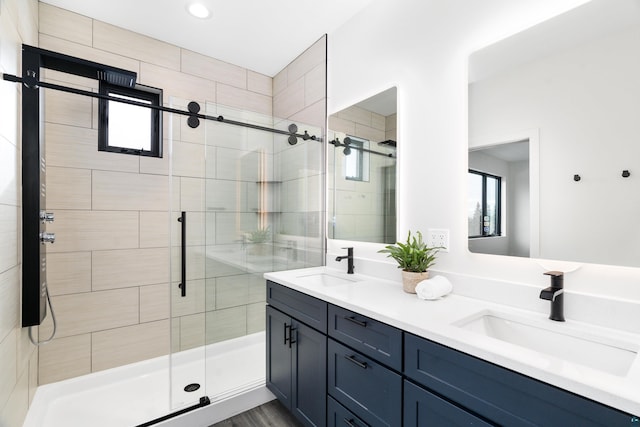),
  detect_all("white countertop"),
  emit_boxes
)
[264,266,640,416]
